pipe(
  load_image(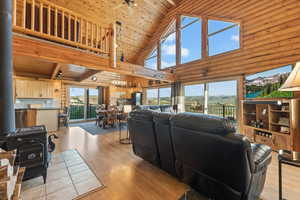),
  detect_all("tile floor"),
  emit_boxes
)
[21,149,104,200]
